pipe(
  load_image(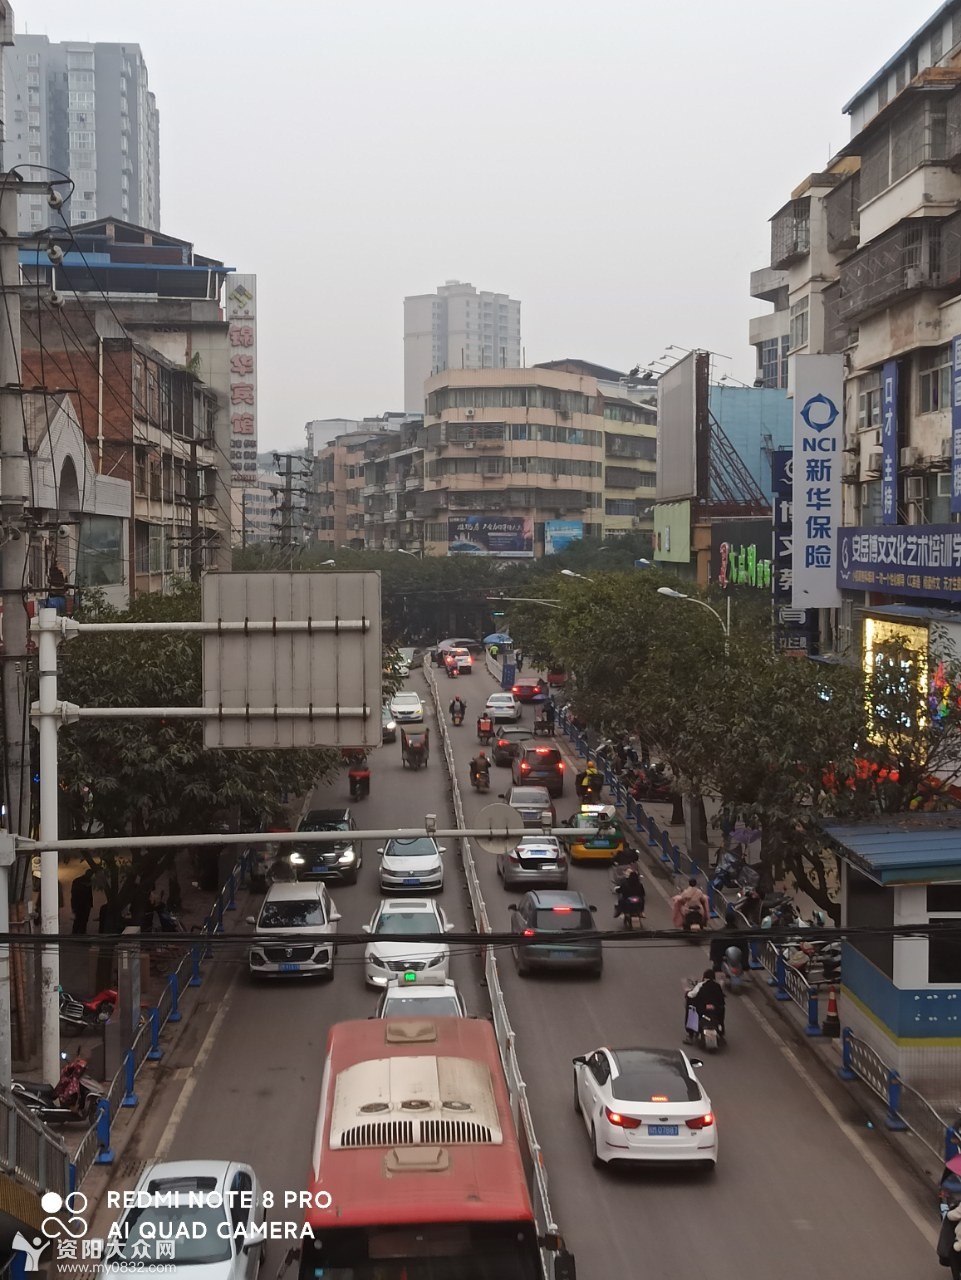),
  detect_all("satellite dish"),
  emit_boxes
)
[473,802,525,856]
